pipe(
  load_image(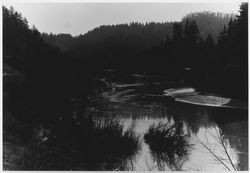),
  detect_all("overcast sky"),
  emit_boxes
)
[3,2,242,36]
